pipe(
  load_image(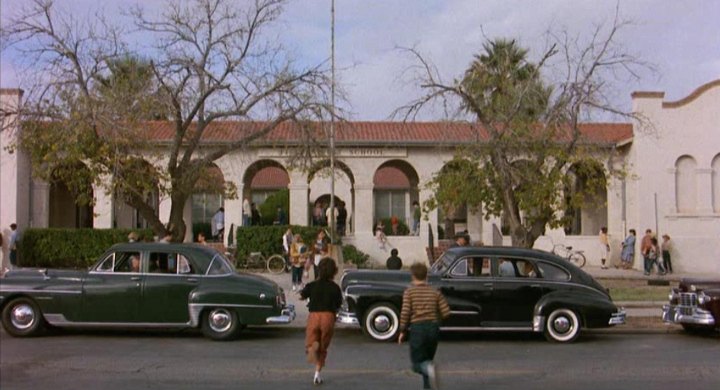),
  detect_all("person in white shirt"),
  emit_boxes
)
[212,207,225,241]
[242,198,251,226]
